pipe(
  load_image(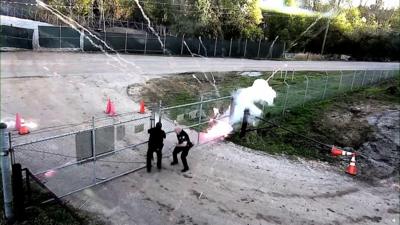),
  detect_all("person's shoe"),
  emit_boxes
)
[181,168,189,173]
[147,169,151,173]
[170,161,178,165]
